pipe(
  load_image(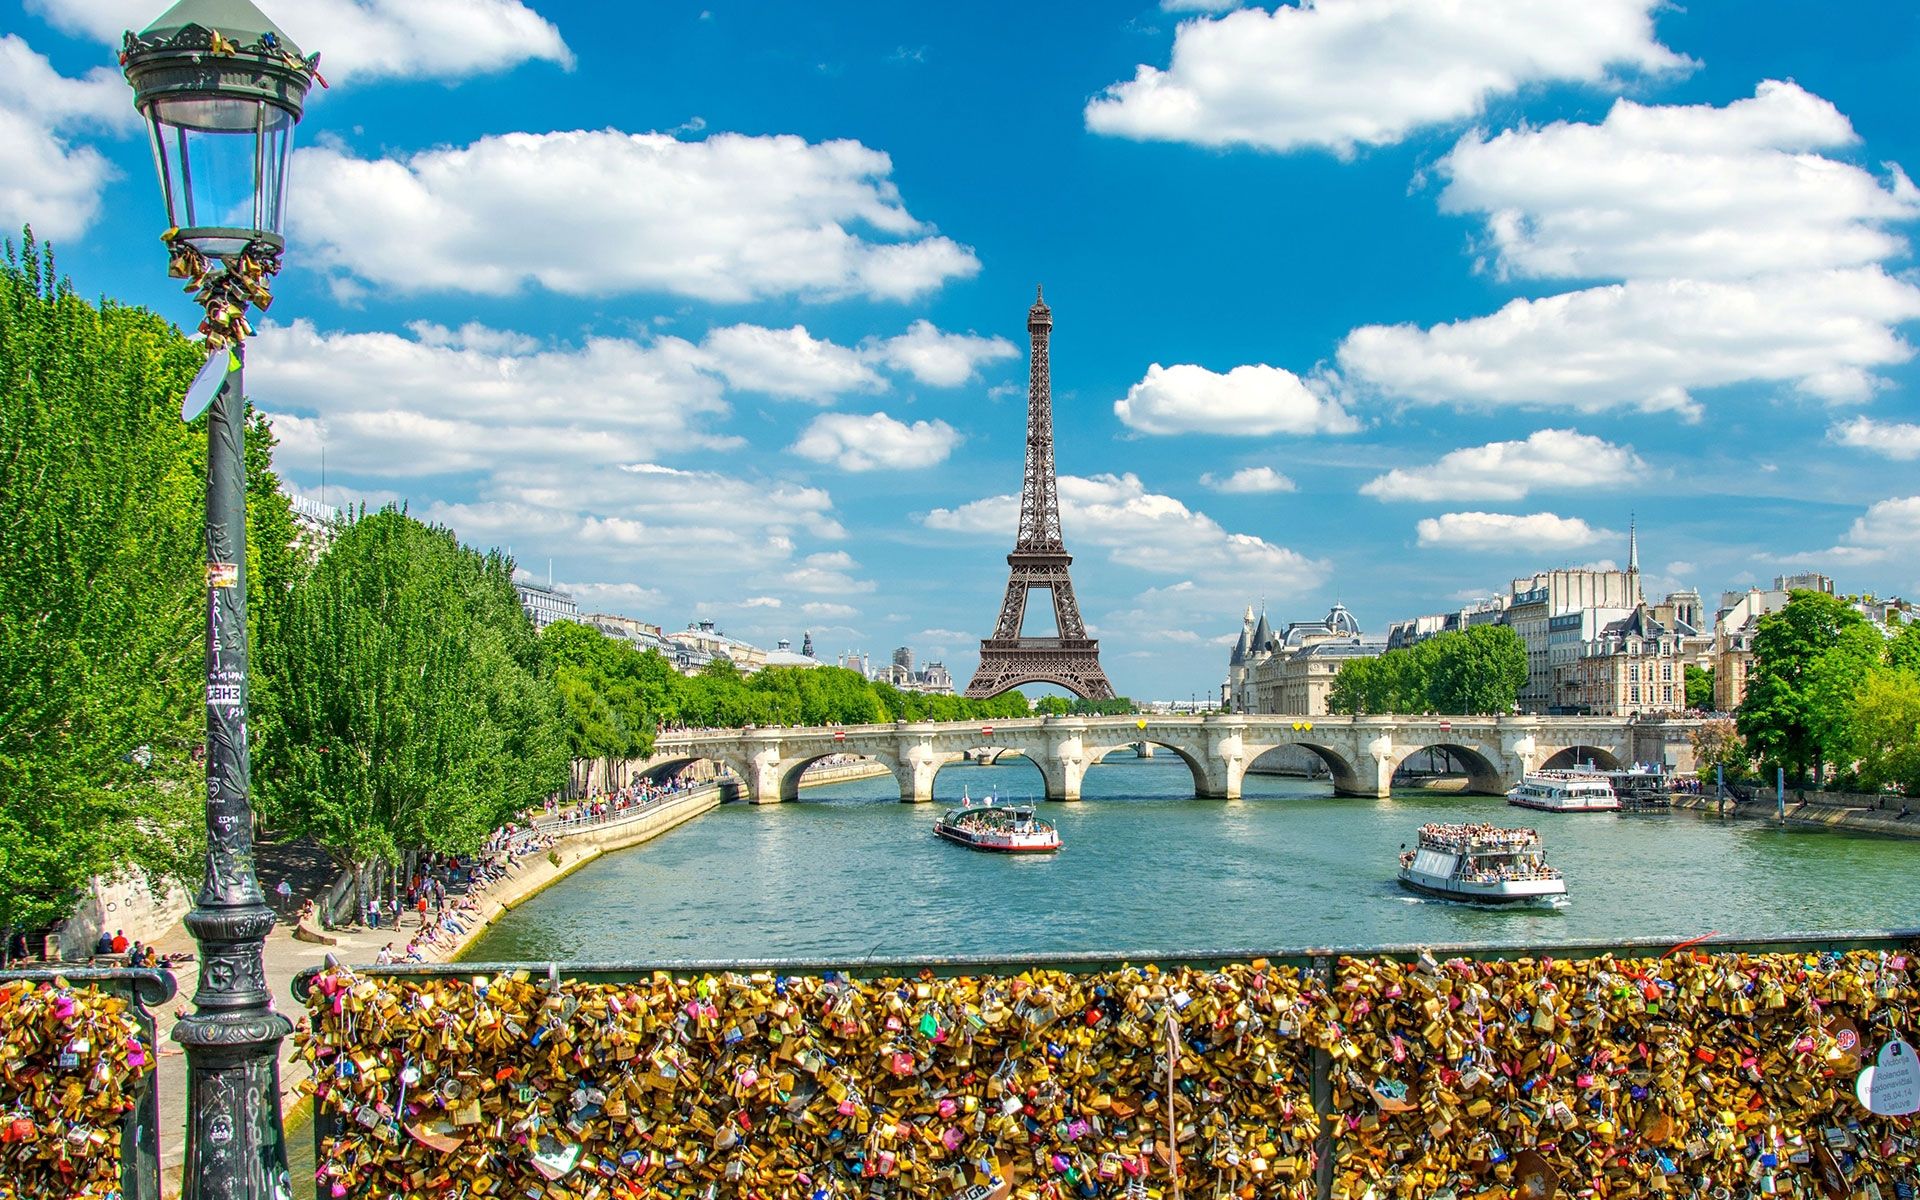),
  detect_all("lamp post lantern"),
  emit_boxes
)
[122,4,320,1198]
